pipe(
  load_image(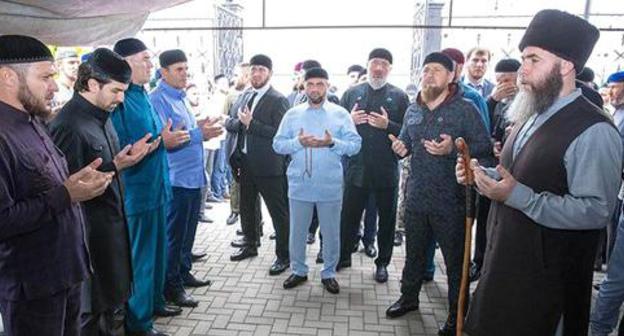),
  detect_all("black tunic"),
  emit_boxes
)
[340,82,409,190]
[49,93,132,314]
